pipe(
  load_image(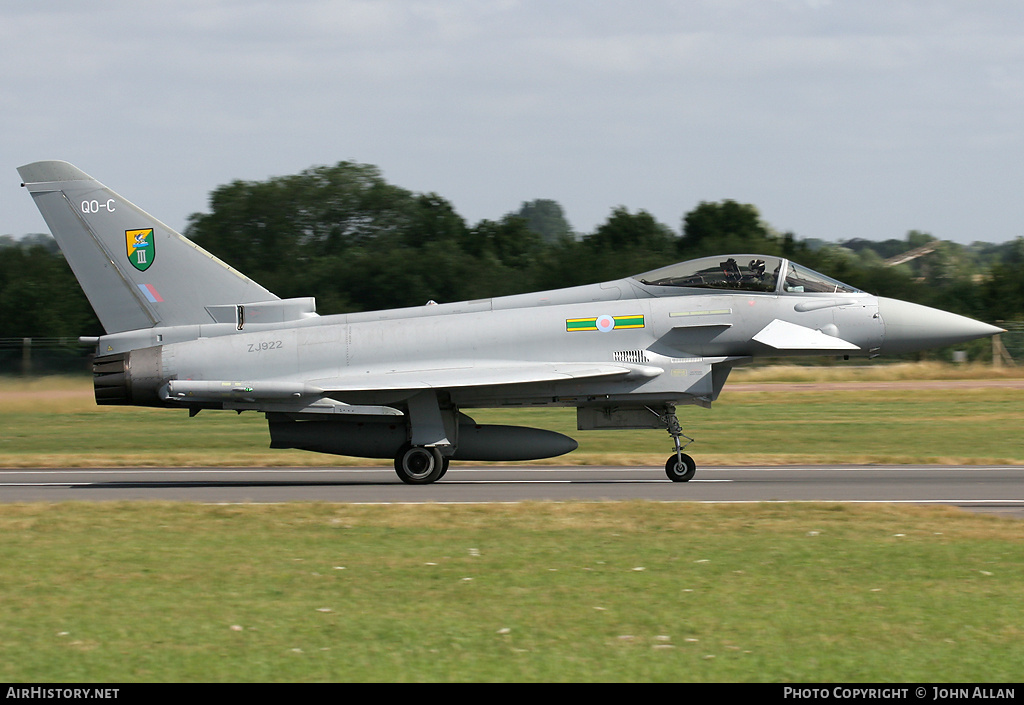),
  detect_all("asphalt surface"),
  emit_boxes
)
[2,465,1023,518]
